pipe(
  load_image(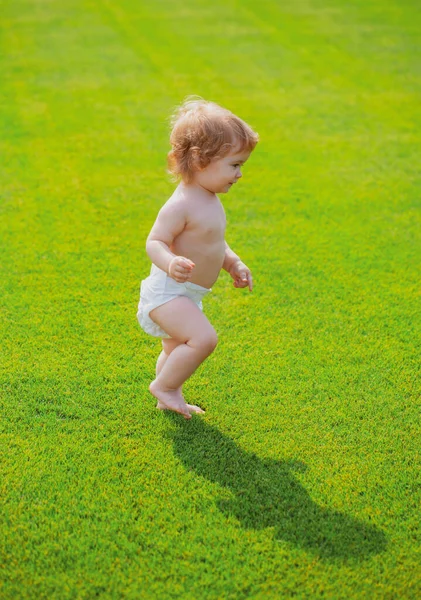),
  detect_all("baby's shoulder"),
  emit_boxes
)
[158,190,193,222]
[164,188,194,213]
